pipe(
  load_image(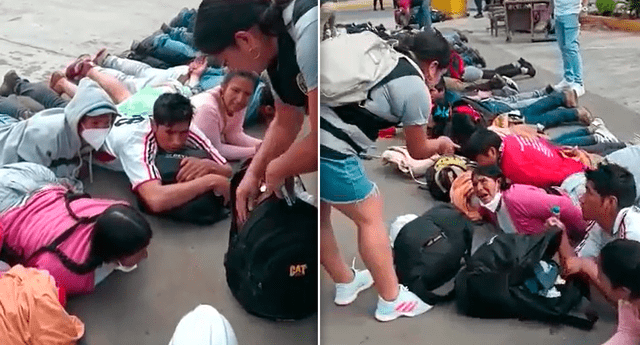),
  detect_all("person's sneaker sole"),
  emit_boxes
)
[374,301,433,322]
[334,272,374,306]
